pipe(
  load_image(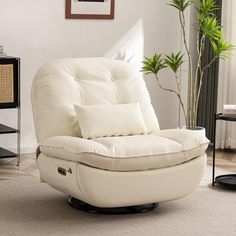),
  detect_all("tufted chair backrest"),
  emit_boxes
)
[31,58,159,142]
